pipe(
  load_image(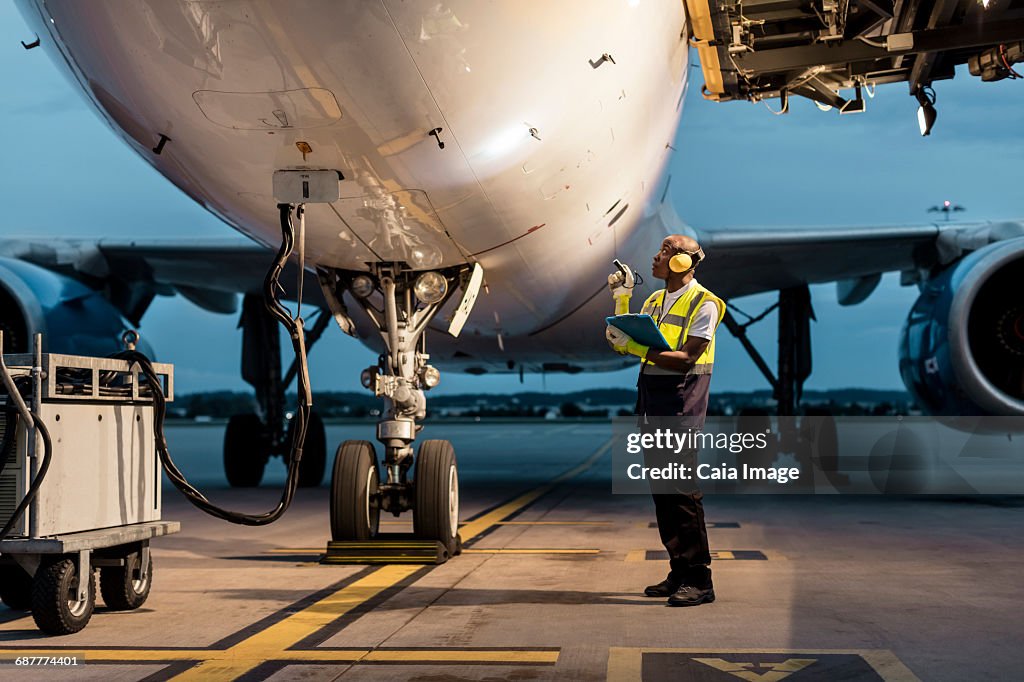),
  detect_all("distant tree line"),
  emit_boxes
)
[169,388,914,419]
